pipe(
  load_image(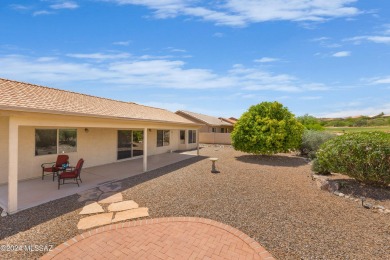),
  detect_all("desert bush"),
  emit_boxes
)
[315,132,390,186]
[311,159,330,175]
[231,101,304,155]
[297,114,324,130]
[300,130,335,159]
